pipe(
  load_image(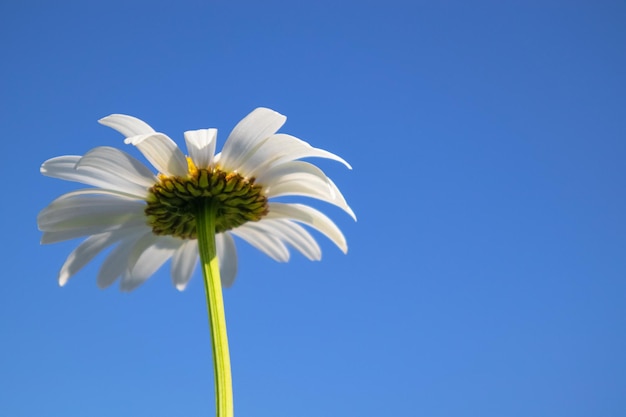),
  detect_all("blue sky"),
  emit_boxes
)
[1,1,625,416]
